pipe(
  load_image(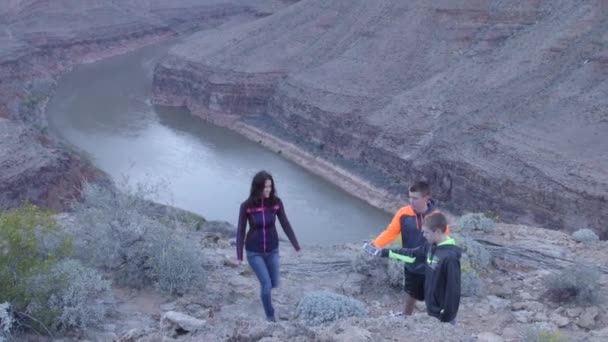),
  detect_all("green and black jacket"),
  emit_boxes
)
[382,237,462,322]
